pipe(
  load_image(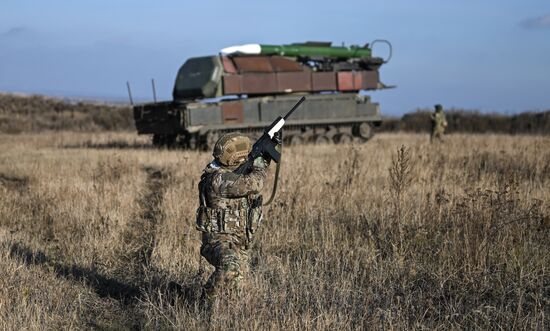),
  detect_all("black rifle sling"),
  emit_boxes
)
[262,157,281,206]
[263,131,282,206]
[198,177,207,207]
